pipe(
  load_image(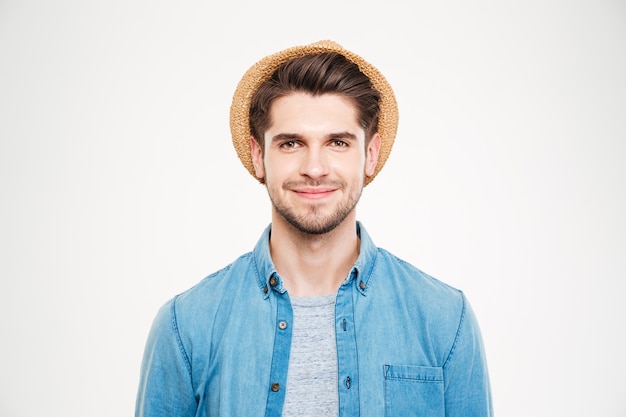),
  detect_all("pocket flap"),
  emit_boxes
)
[384,365,443,382]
